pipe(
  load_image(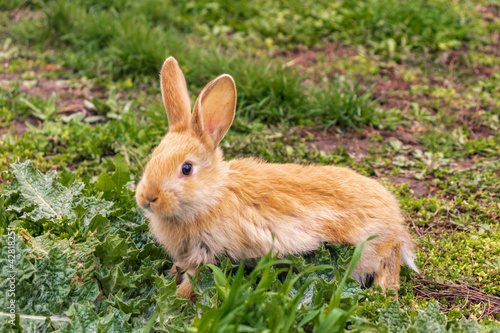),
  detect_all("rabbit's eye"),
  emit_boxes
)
[182,163,193,176]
